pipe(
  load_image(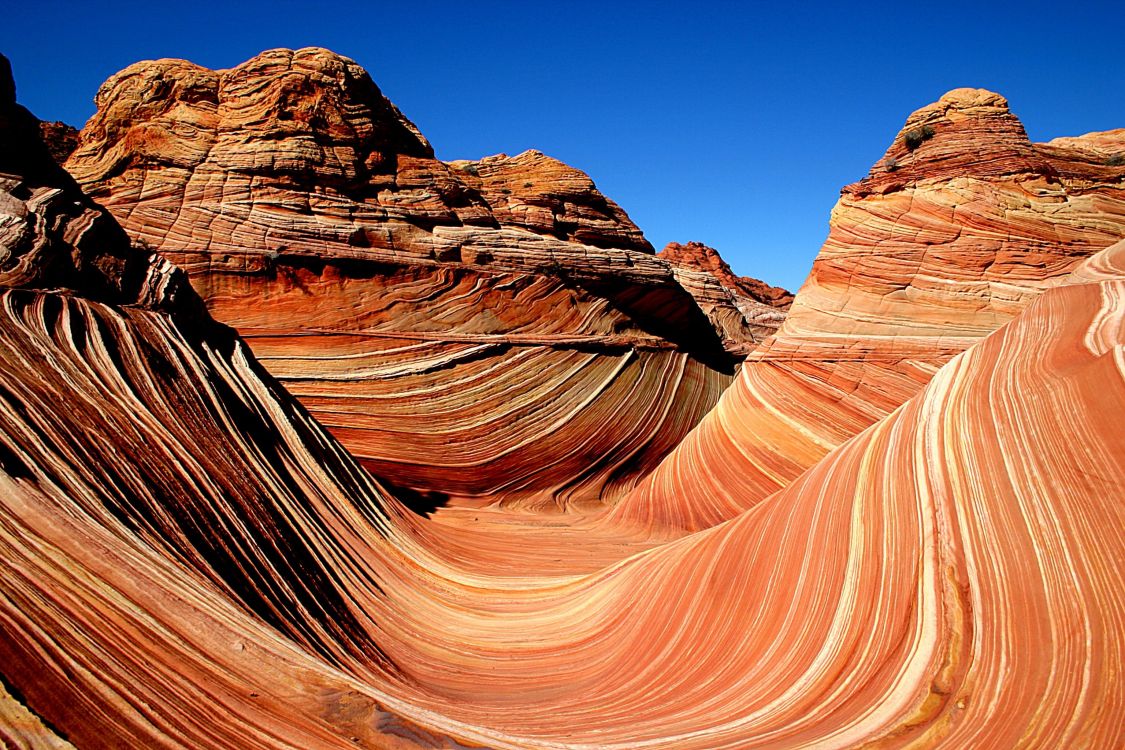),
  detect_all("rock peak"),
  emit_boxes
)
[68,47,659,256]
[896,87,1013,135]
[846,87,1040,195]
[78,45,434,193]
[659,241,794,309]
[934,87,1009,112]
